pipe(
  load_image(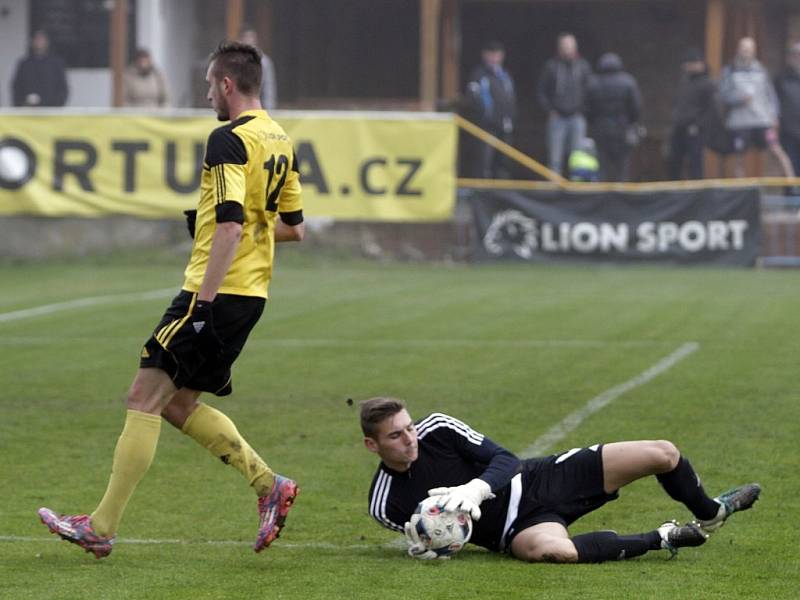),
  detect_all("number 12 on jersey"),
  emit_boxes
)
[264,154,289,212]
